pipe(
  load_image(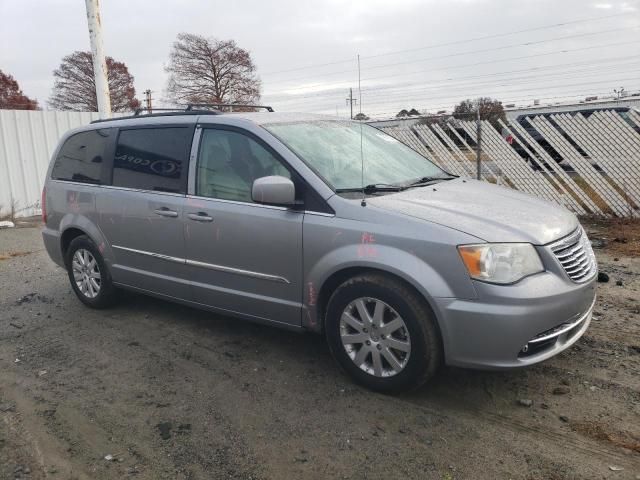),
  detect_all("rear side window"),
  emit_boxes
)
[51,129,111,184]
[113,128,192,193]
